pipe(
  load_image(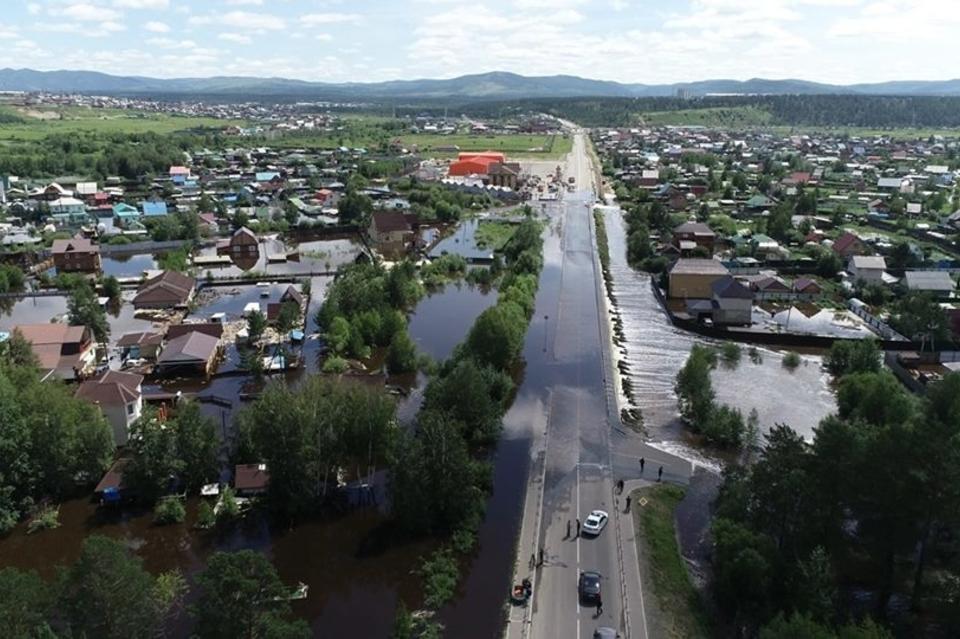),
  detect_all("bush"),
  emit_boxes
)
[217,487,240,521]
[387,330,418,375]
[825,340,880,377]
[420,548,460,610]
[153,496,185,525]
[720,342,741,368]
[782,351,802,370]
[196,500,216,529]
[322,355,349,374]
[26,506,60,534]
